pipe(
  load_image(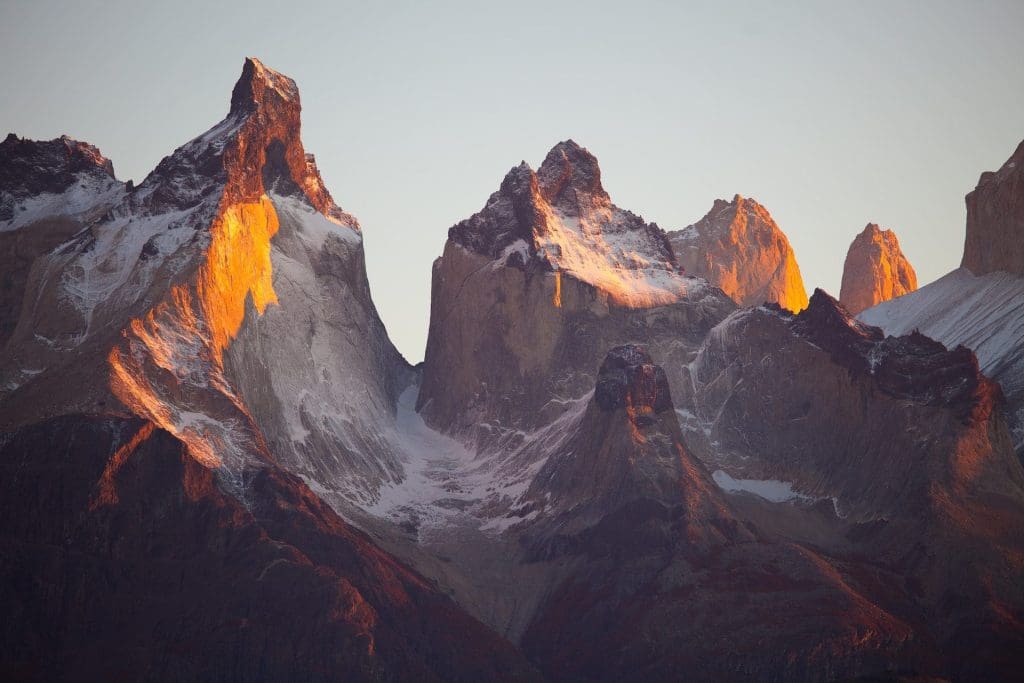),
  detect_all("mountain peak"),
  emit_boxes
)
[595,345,673,418]
[840,222,917,314]
[668,194,808,311]
[536,139,606,205]
[229,57,300,117]
[0,134,118,215]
